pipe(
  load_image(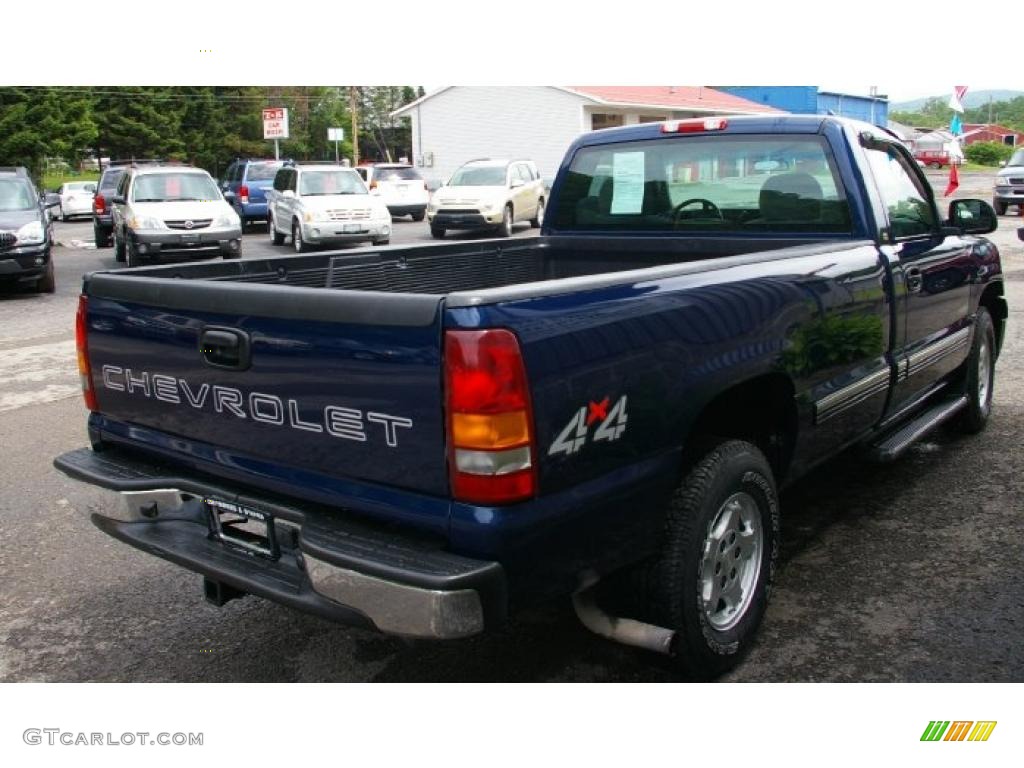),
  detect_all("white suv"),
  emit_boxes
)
[267,164,392,252]
[109,165,242,267]
[356,163,429,221]
[427,159,546,239]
